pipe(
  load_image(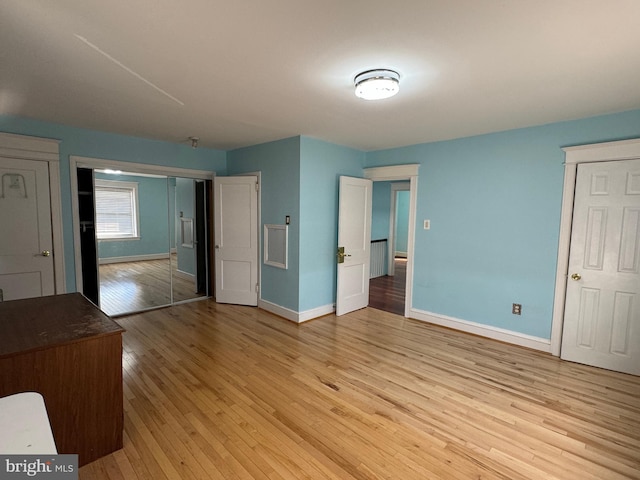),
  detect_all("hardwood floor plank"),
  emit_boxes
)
[80,301,640,479]
[99,254,205,316]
